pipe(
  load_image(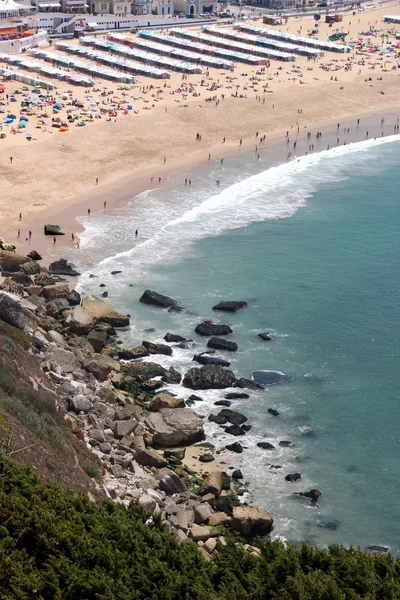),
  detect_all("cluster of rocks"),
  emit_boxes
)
[0,259,324,552]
